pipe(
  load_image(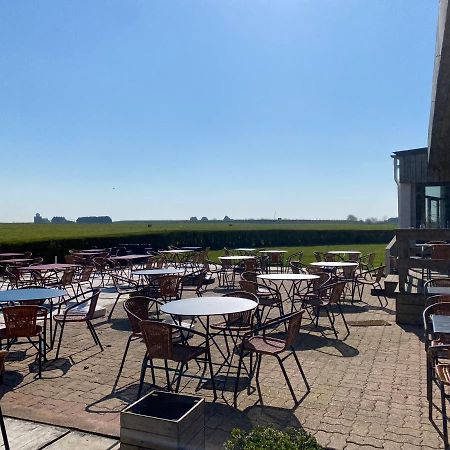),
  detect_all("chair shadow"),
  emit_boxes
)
[109,318,131,332]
